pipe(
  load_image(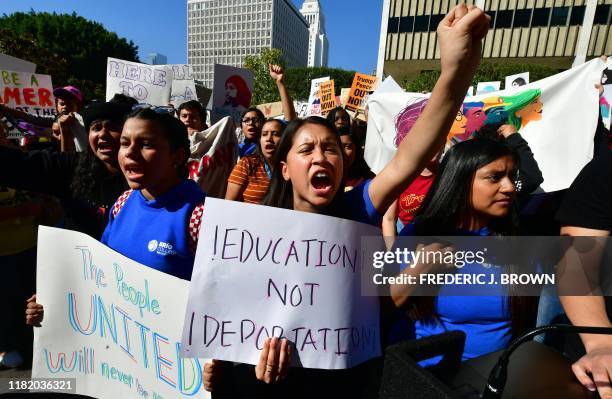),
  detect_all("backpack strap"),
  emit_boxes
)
[111,189,133,219]
[188,202,205,253]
